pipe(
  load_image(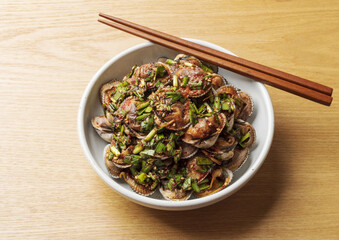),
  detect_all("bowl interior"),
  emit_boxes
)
[78,39,274,210]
